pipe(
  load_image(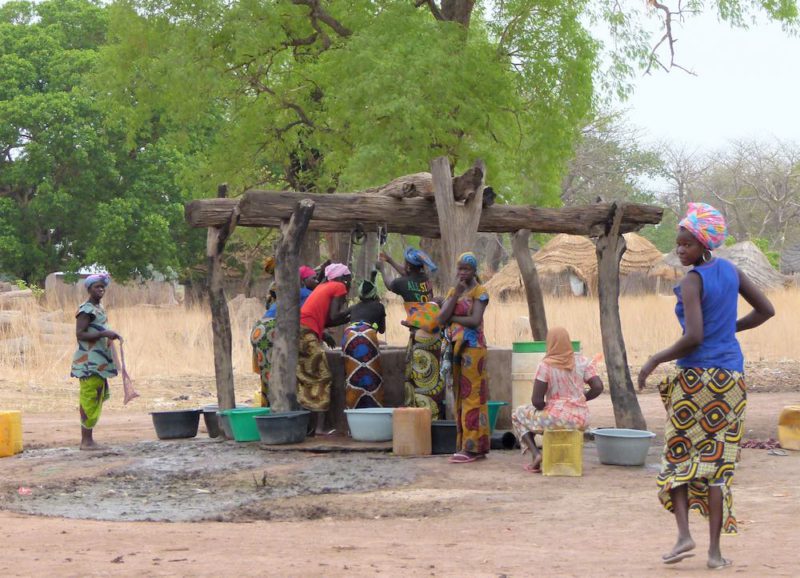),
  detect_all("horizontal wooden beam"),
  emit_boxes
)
[185,191,663,237]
